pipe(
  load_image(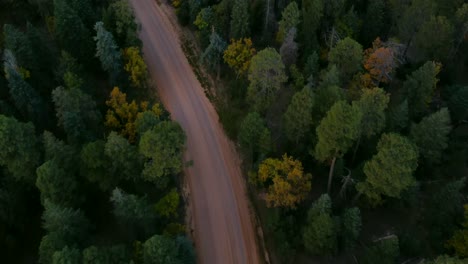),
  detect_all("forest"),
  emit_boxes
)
[1,0,468,263]
[0,0,195,263]
[173,0,468,263]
